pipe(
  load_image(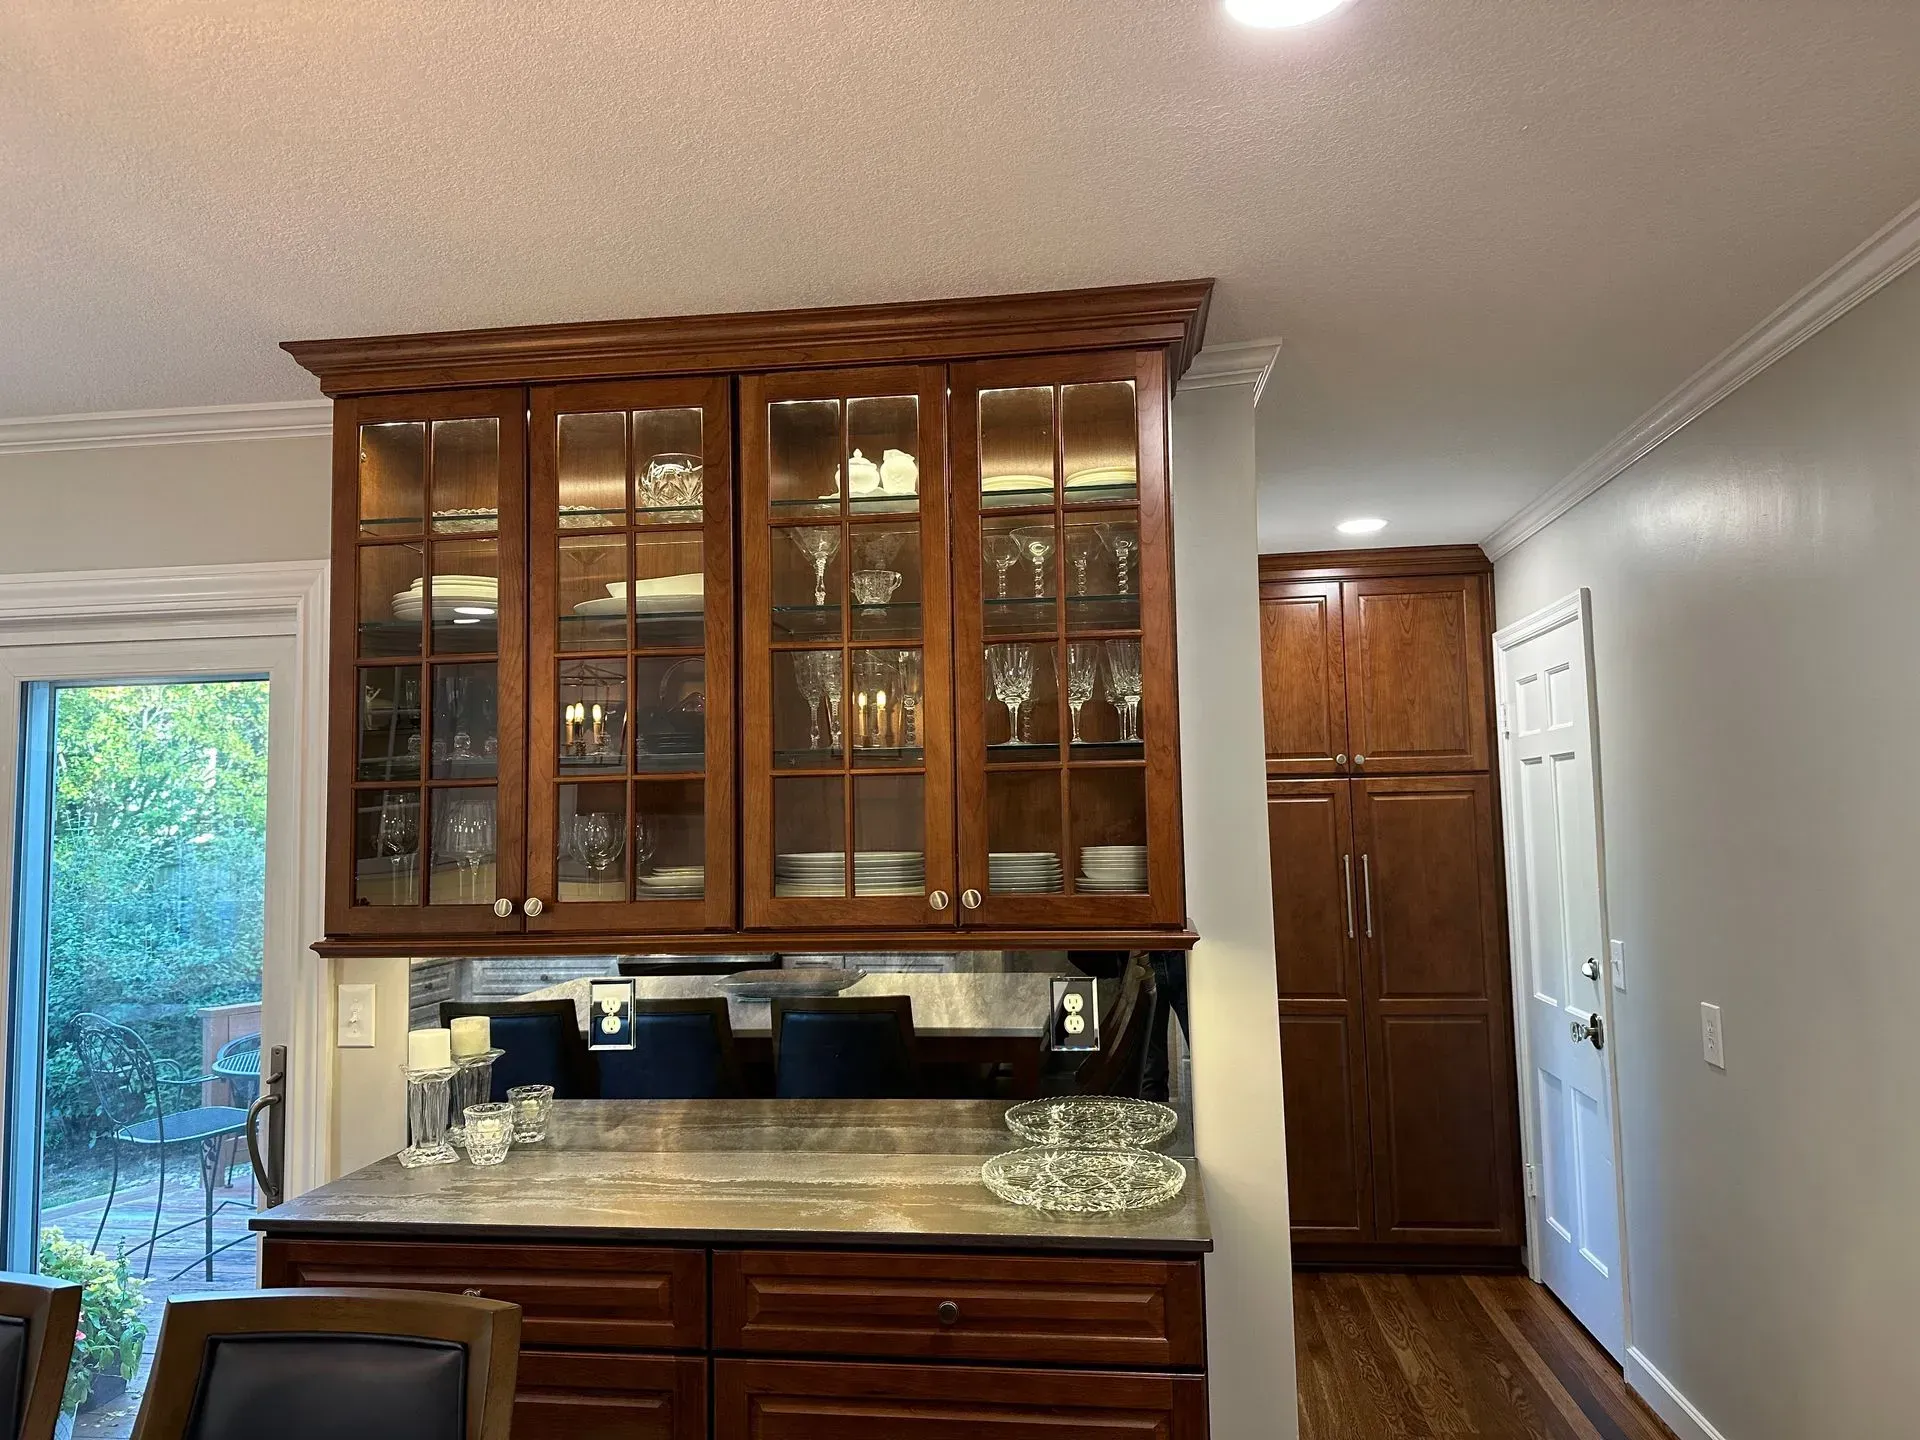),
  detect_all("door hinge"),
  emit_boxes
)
[1499,701,1512,739]
[1524,1162,1538,1198]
